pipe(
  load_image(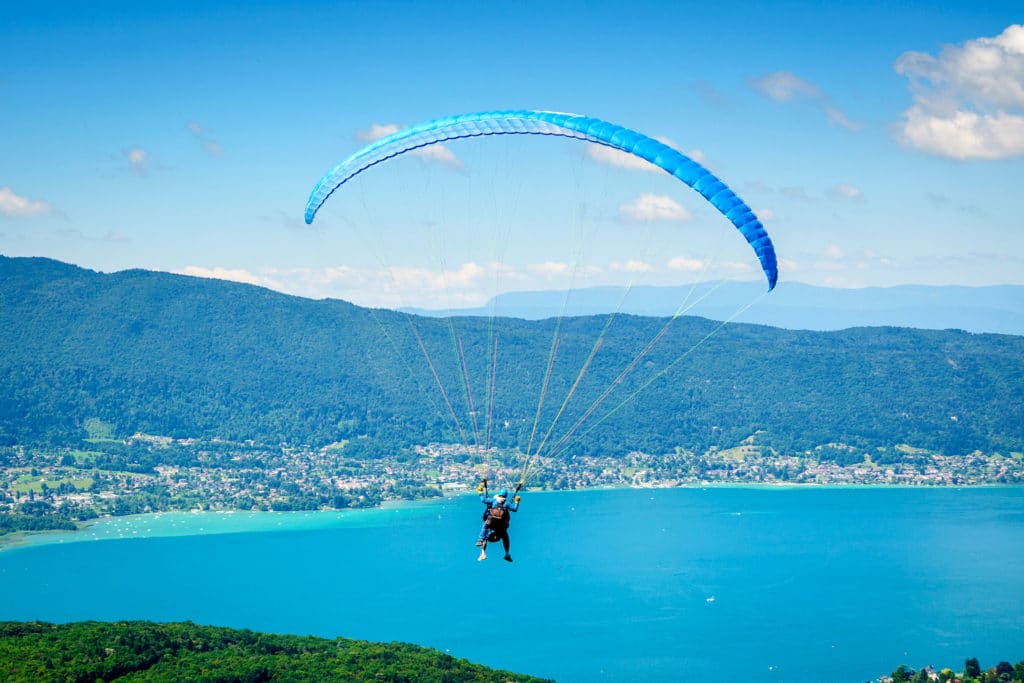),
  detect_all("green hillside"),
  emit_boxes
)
[2,255,1022,457]
[0,620,550,682]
